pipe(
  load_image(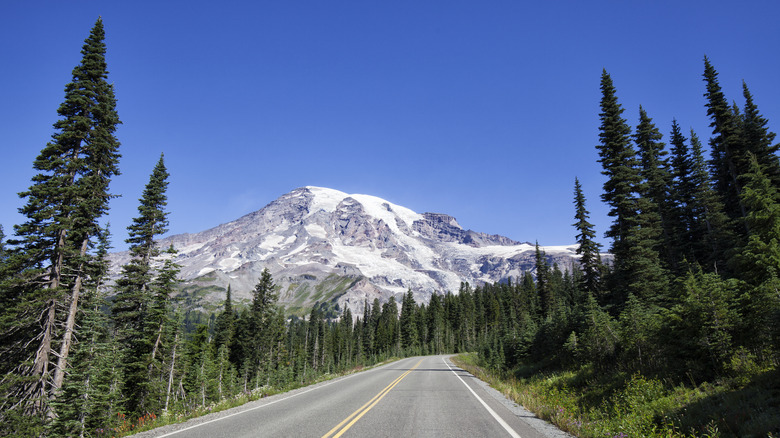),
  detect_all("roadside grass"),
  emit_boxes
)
[110,358,401,437]
[452,353,780,438]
